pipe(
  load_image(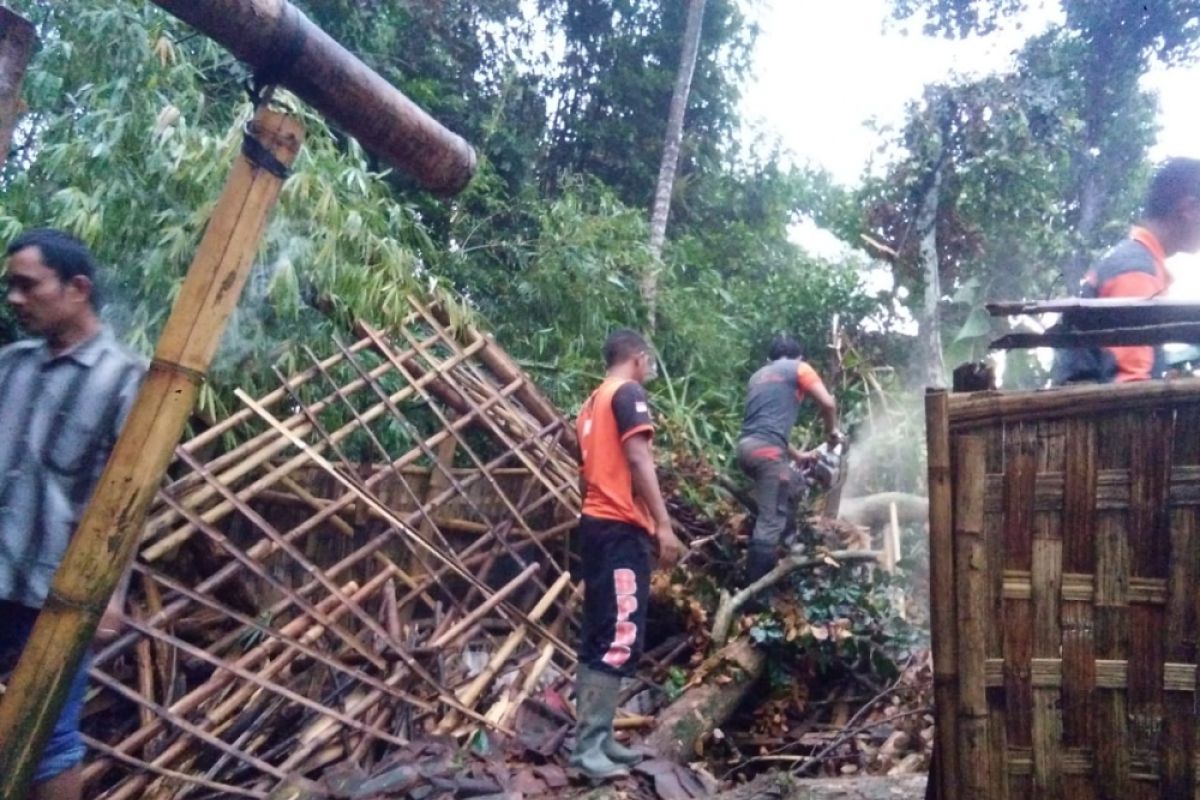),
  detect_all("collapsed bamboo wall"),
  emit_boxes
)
[927,378,1200,799]
[70,299,581,798]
